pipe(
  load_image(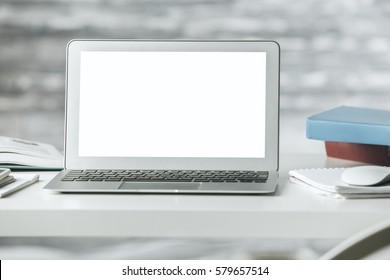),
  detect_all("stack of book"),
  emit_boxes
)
[0,136,60,197]
[0,168,39,198]
[306,106,390,166]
